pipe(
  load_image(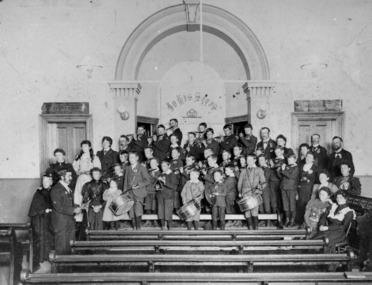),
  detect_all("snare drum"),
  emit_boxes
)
[109,194,134,216]
[177,200,201,220]
[238,194,263,212]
